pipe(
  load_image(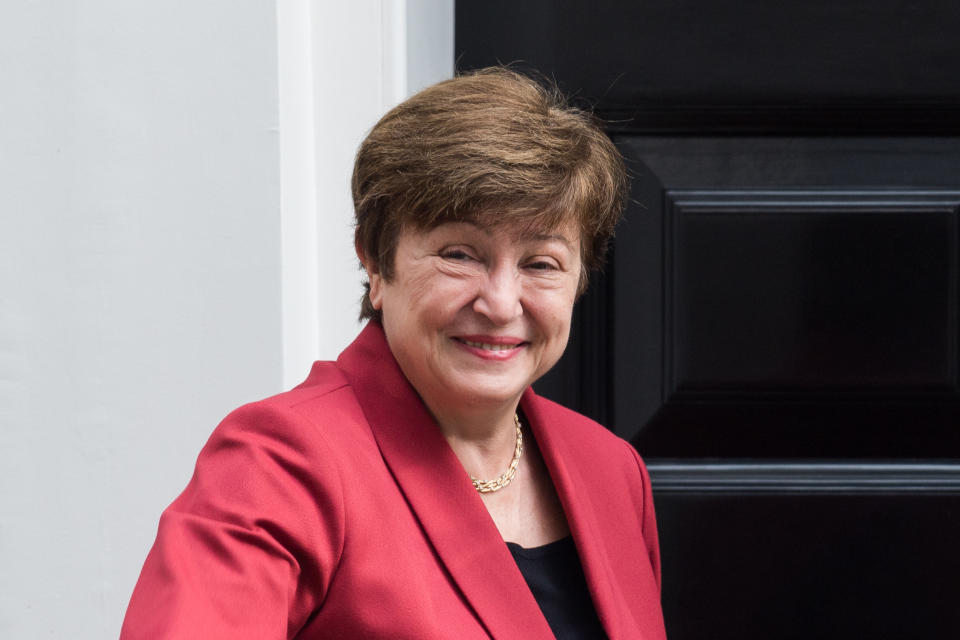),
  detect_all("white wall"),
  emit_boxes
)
[0,1,452,637]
